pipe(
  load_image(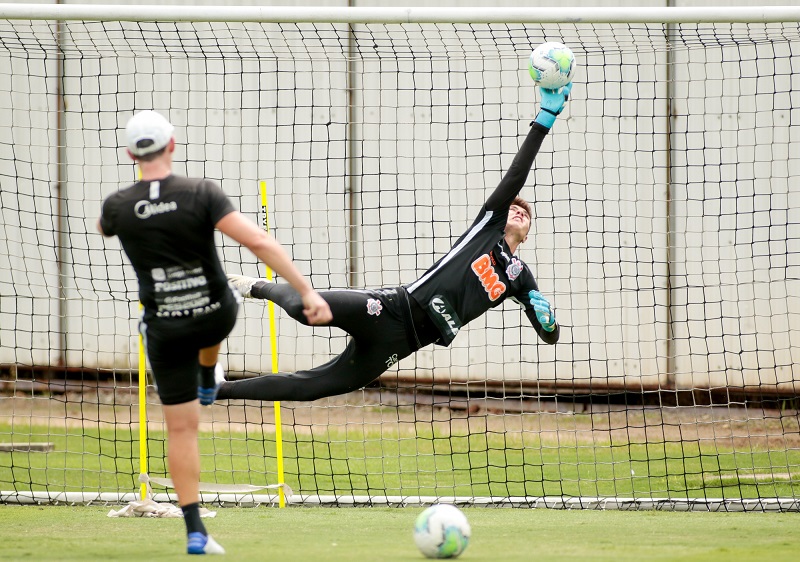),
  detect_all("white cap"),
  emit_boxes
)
[126,110,174,157]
